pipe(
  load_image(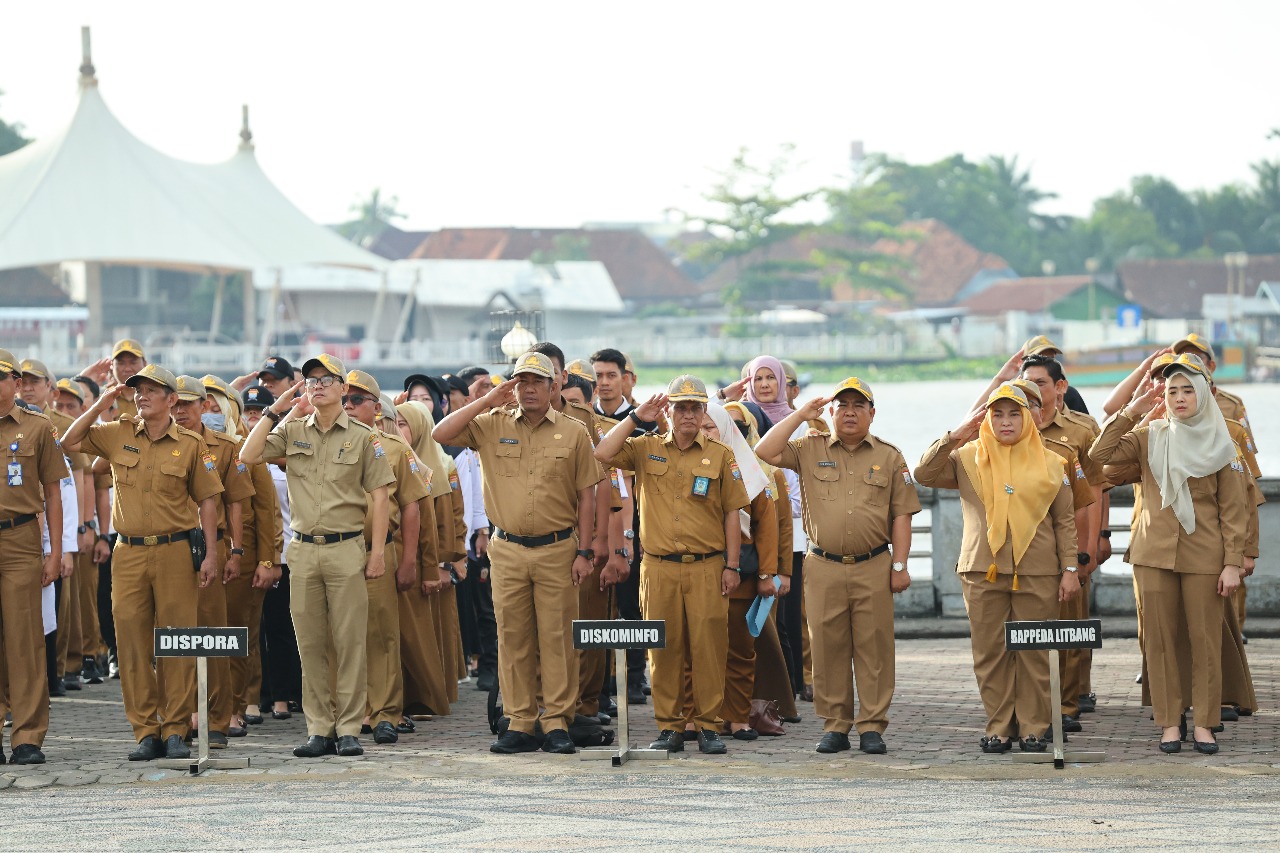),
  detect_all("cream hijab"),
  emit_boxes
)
[1147,367,1237,534]
[706,402,768,501]
[396,401,451,496]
